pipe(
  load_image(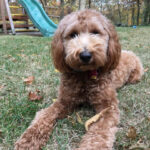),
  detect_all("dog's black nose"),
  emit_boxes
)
[80,51,92,63]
